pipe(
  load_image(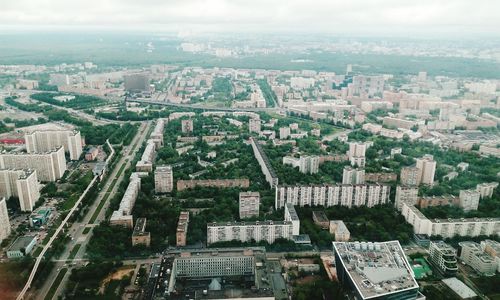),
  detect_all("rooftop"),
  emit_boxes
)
[333,240,419,299]
[8,235,37,252]
[208,220,292,227]
[442,277,477,299]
